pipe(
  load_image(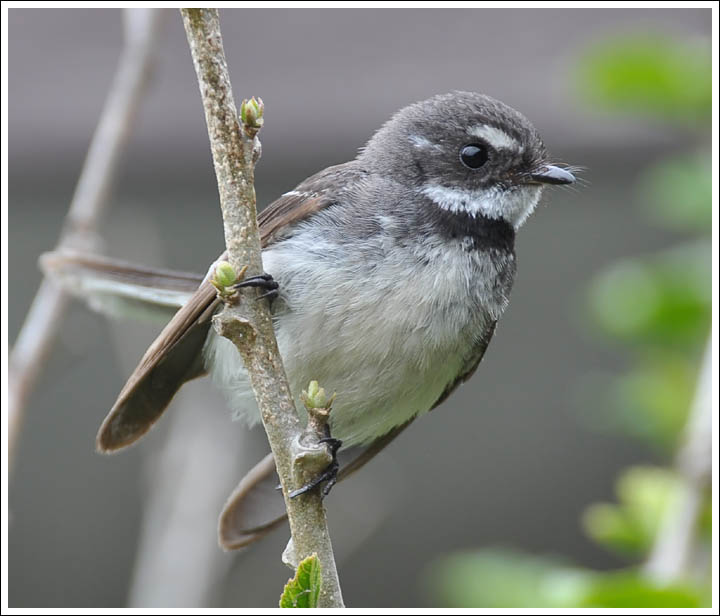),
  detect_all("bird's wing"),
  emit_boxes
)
[59,158,498,548]
[218,320,498,549]
[257,162,365,246]
[429,320,497,409]
[95,162,363,452]
[96,278,219,451]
